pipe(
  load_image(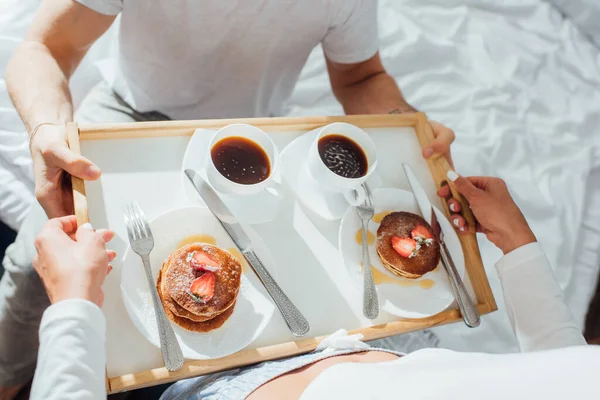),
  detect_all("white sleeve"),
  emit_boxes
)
[496,242,586,352]
[75,0,123,15]
[322,0,379,64]
[30,299,107,400]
